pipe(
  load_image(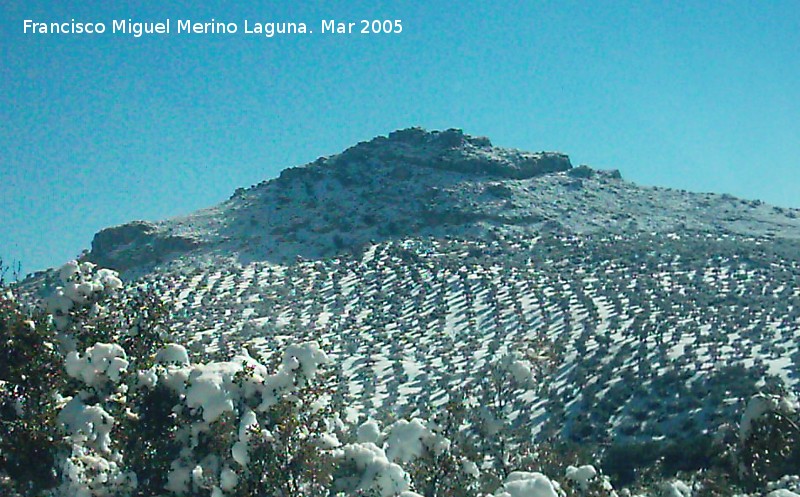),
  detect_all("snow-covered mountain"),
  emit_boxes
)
[28,128,800,474]
[84,127,800,277]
